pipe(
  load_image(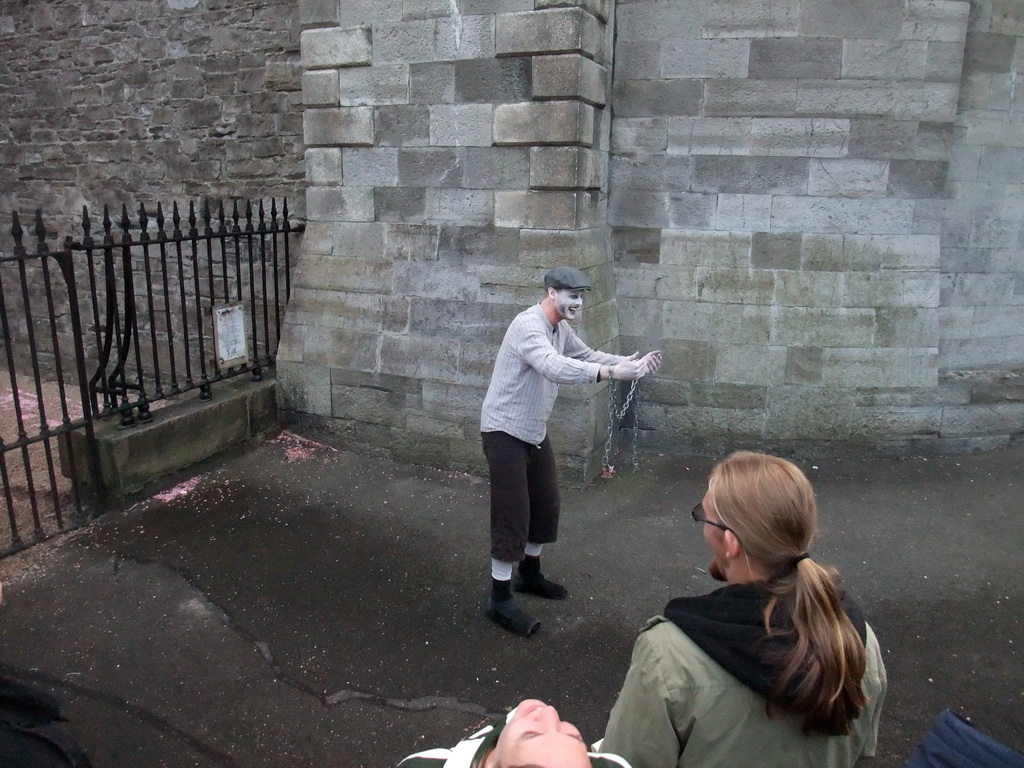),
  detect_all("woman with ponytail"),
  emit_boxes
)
[601,451,887,768]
